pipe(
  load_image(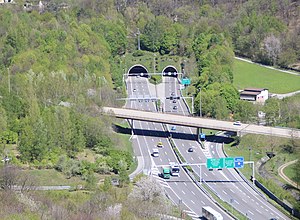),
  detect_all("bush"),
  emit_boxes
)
[132,50,145,57]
